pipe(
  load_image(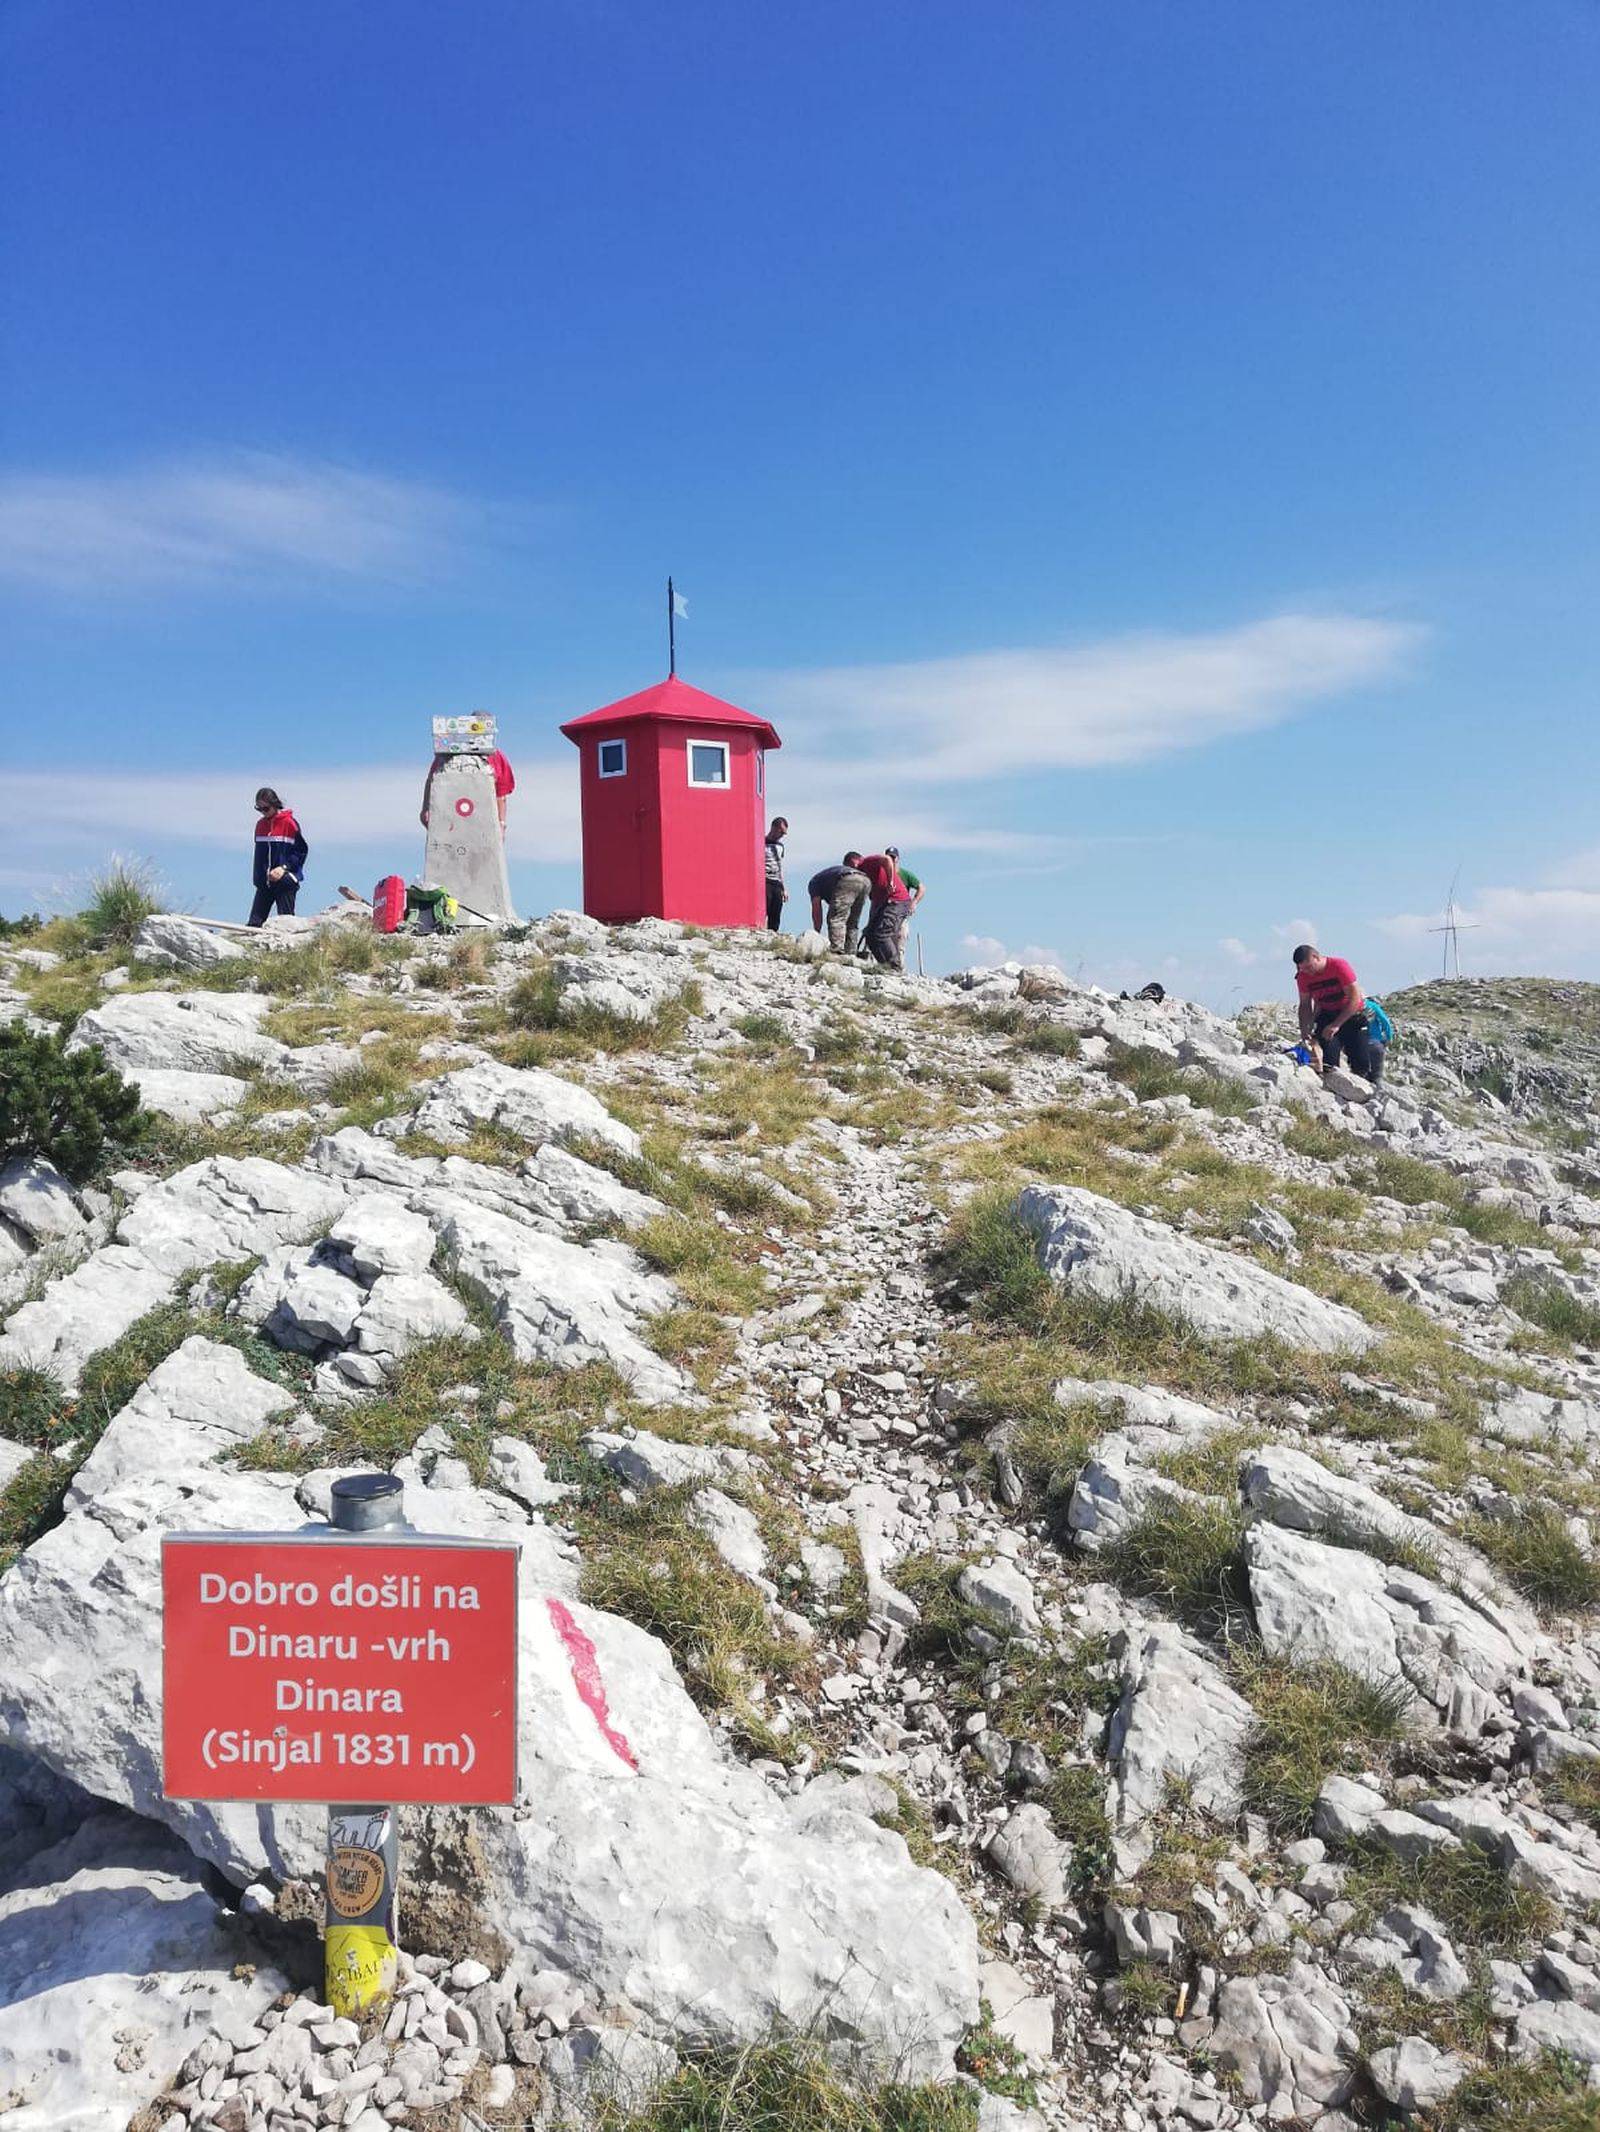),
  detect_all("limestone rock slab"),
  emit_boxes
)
[68,991,287,1075]
[408,1062,640,1160]
[0,1811,286,2132]
[1017,1185,1375,1354]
